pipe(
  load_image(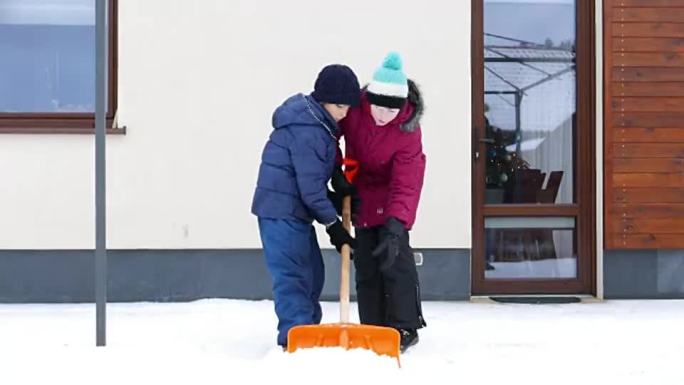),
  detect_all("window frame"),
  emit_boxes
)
[0,0,123,134]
